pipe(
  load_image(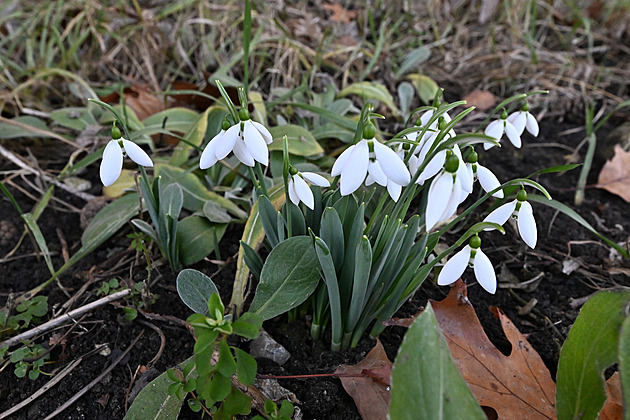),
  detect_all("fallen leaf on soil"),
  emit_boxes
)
[463,89,496,110]
[335,339,391,420]
[100,85,163,121]
[322,2,357,23]
[432,280,556,419]
[596,144,630,202]
[599,372,623,420]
